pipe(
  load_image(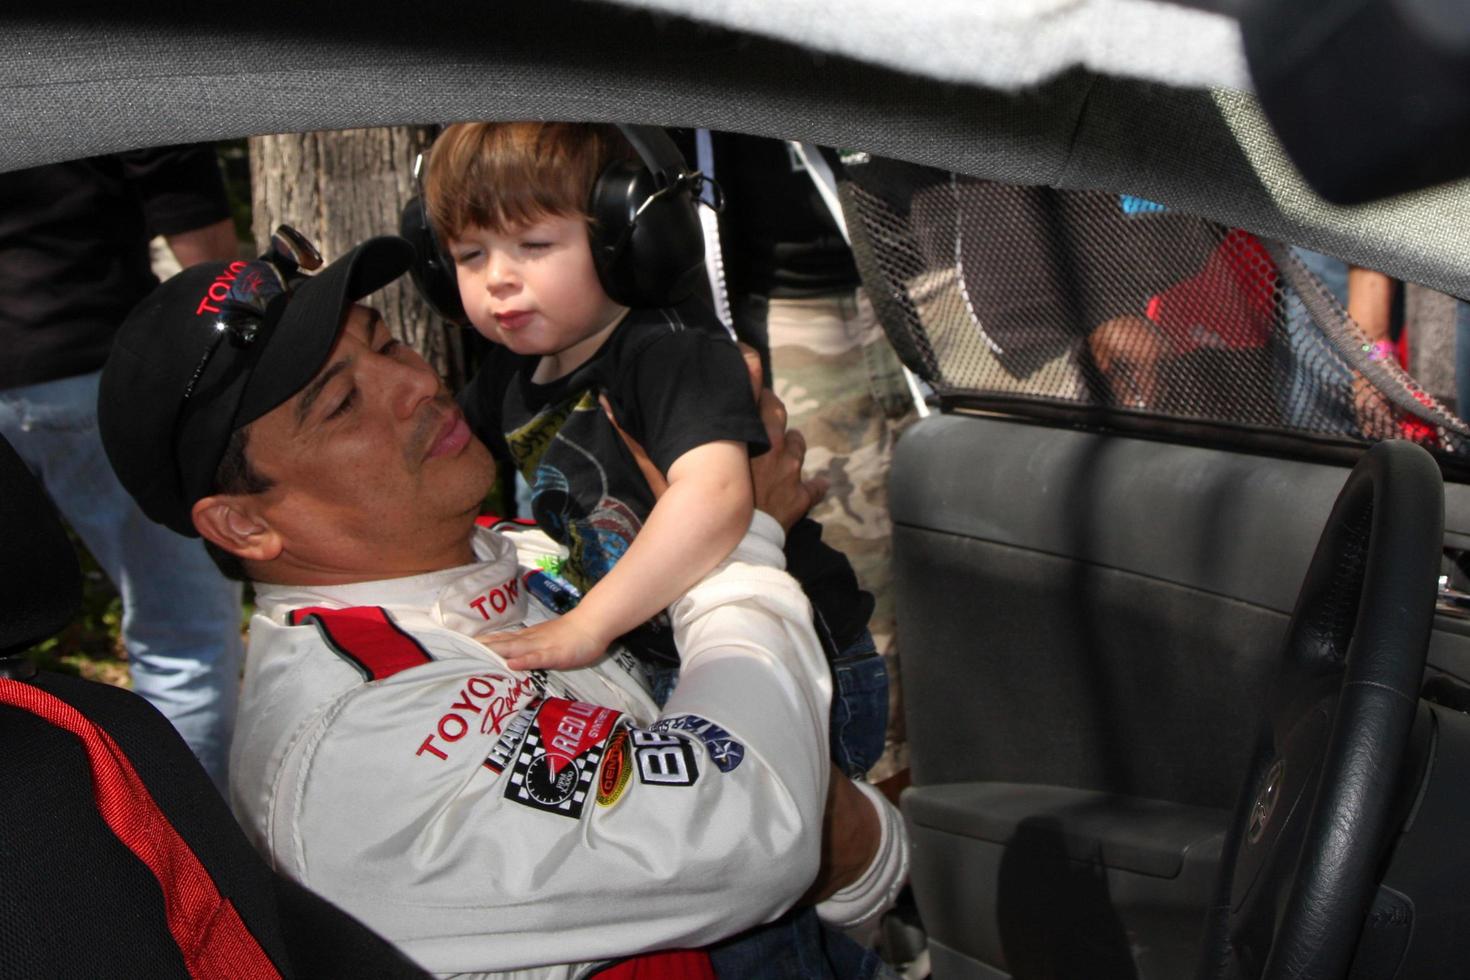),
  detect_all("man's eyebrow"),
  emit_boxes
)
[295,359,350,427]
